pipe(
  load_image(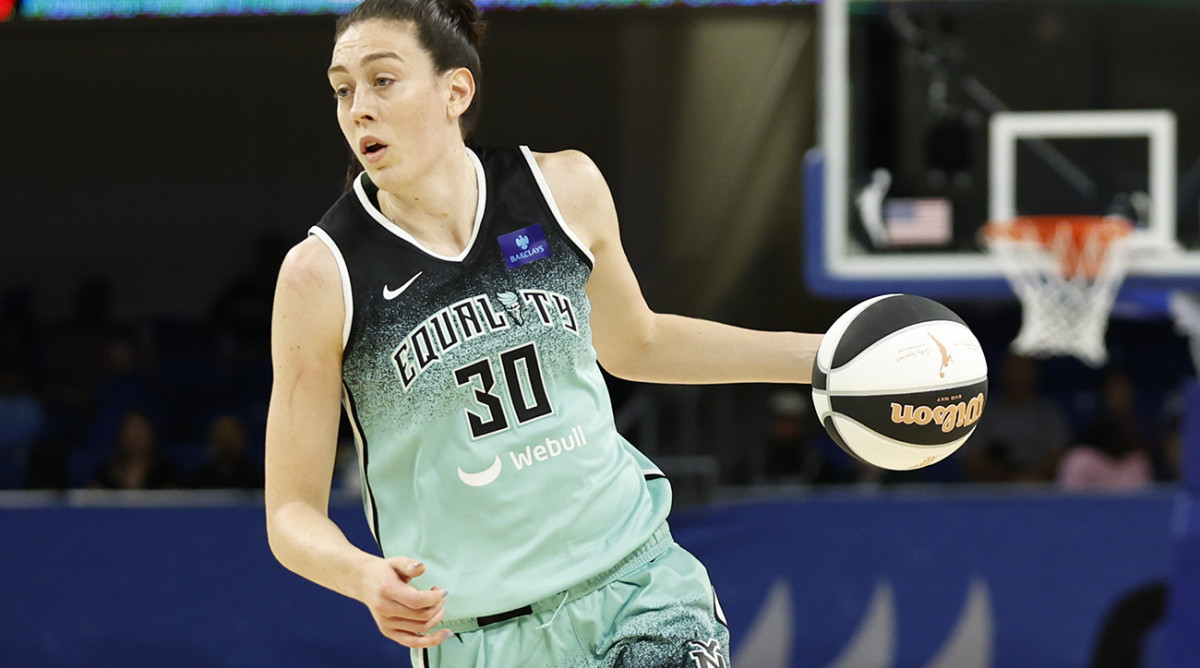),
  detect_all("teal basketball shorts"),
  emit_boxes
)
[414,525,730,668]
